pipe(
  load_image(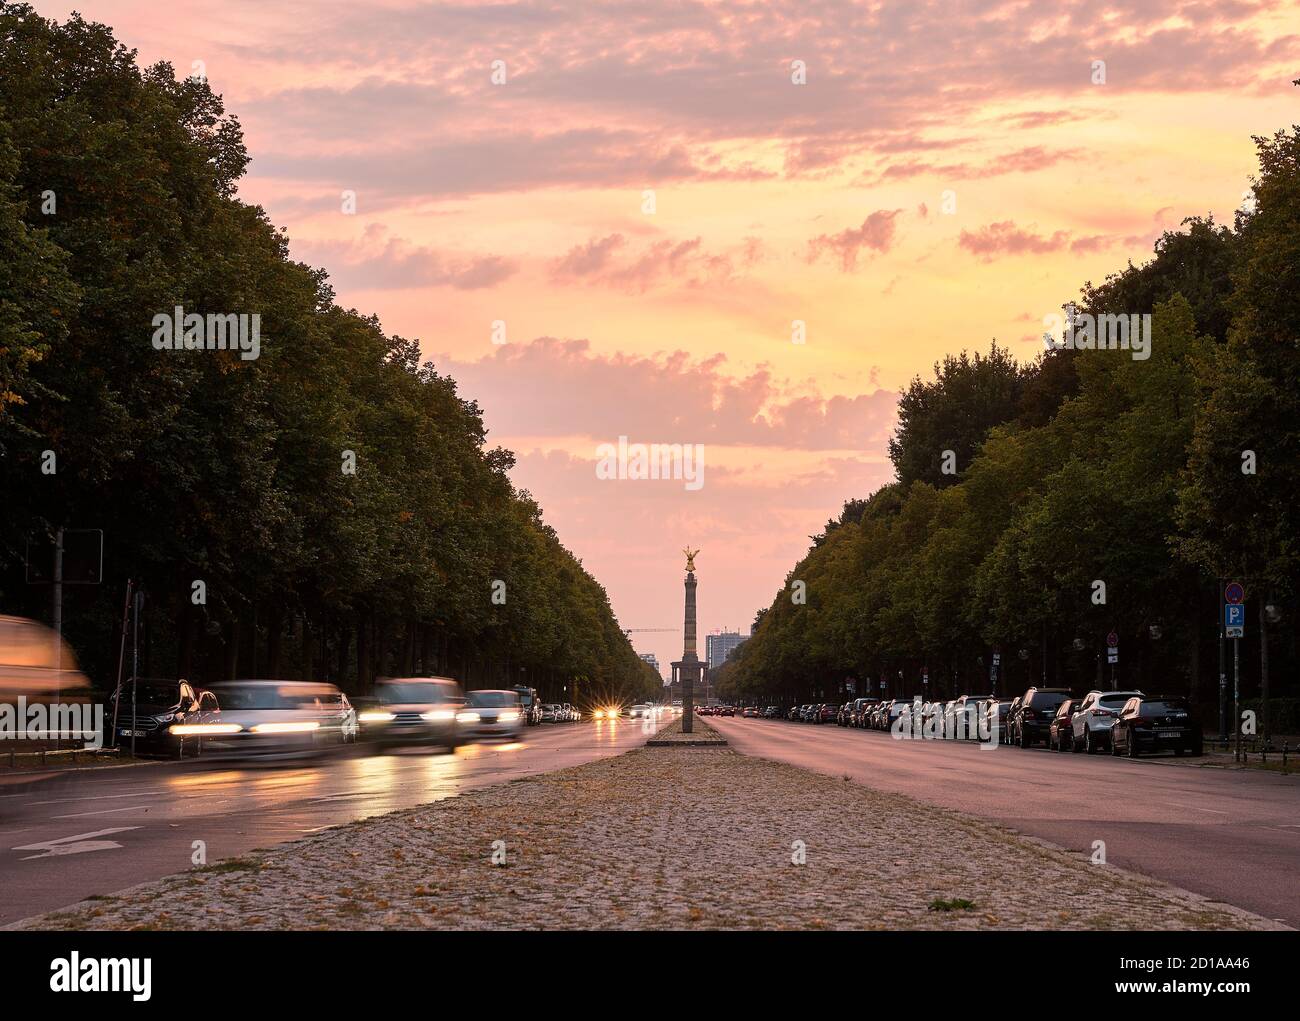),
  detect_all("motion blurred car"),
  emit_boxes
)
[1071,689,1143,753]
[108,678,216,757]
[196,680,354,758]
[458,689,525,740]
[1011,687,1072,748]
[743,706,759,718]
[1110,696,1202,758]
[0,614,96,744]
[359,676,463,751]
[629,703,651,719]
